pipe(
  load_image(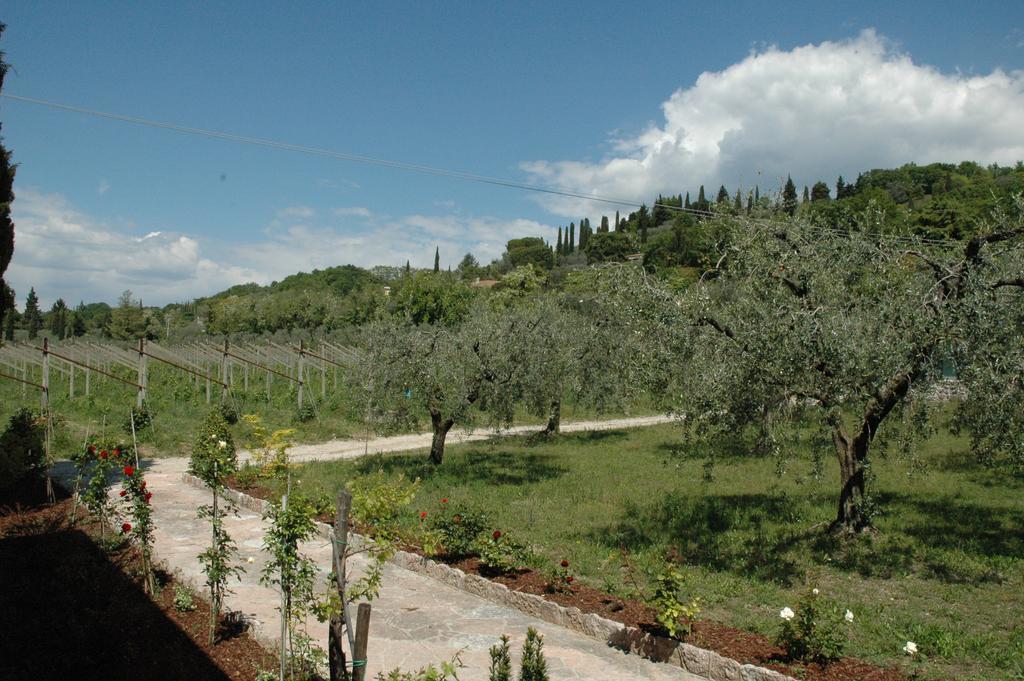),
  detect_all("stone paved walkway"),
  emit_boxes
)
[57,415,702,680]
